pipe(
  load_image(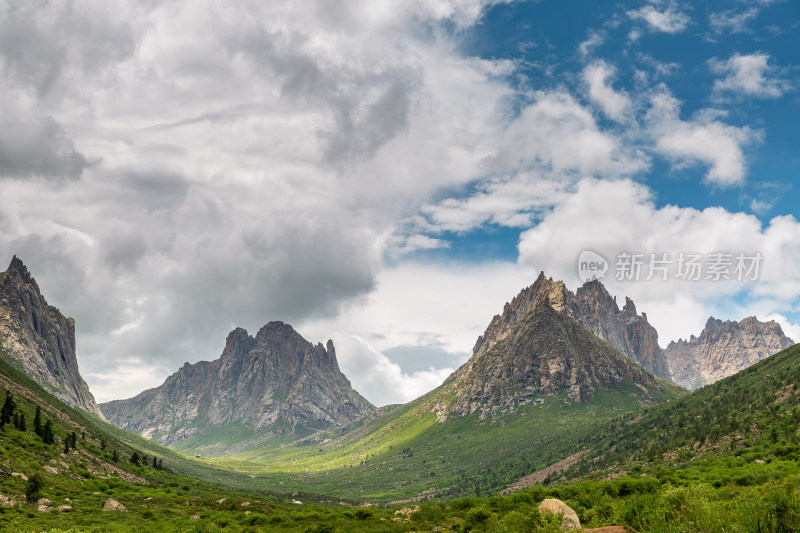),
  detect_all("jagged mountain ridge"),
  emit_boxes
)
[473,272,670,380]
[434,273,675,421]
[0,256,103,418]
[664,316,795,390]
[100,322,374,454]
